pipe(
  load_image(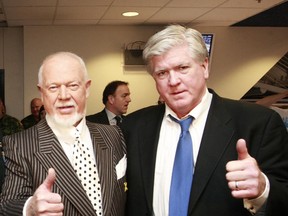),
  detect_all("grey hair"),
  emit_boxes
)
[143,25,209,74]
[38,51,89,86]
